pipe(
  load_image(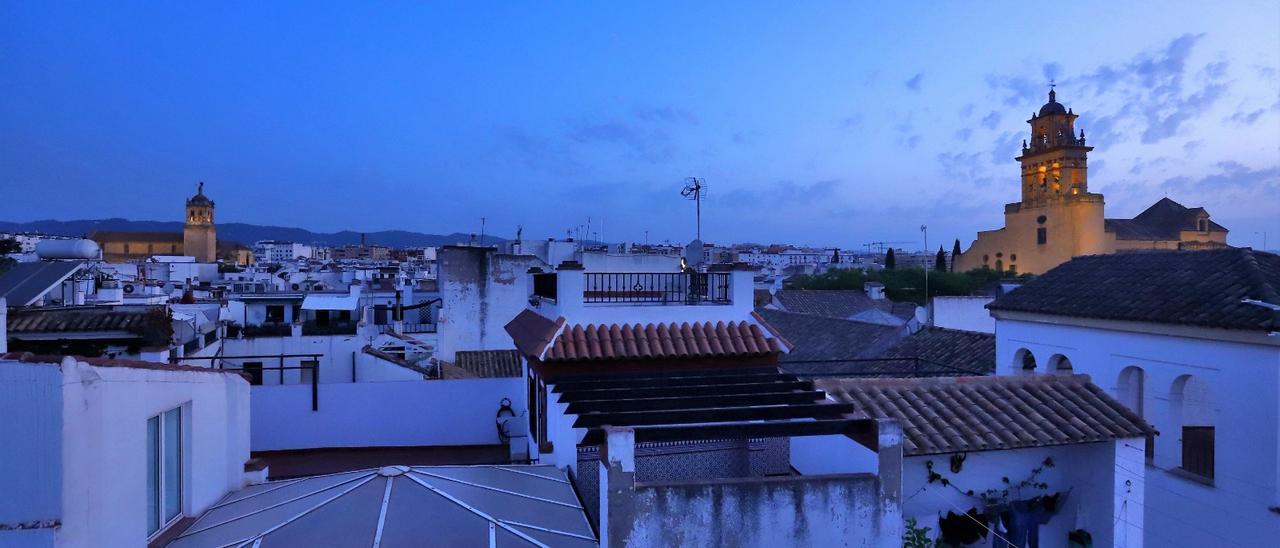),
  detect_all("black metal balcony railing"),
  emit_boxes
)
[583,272,731,305]
[301,320,358,336]
[242,323,292,338]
